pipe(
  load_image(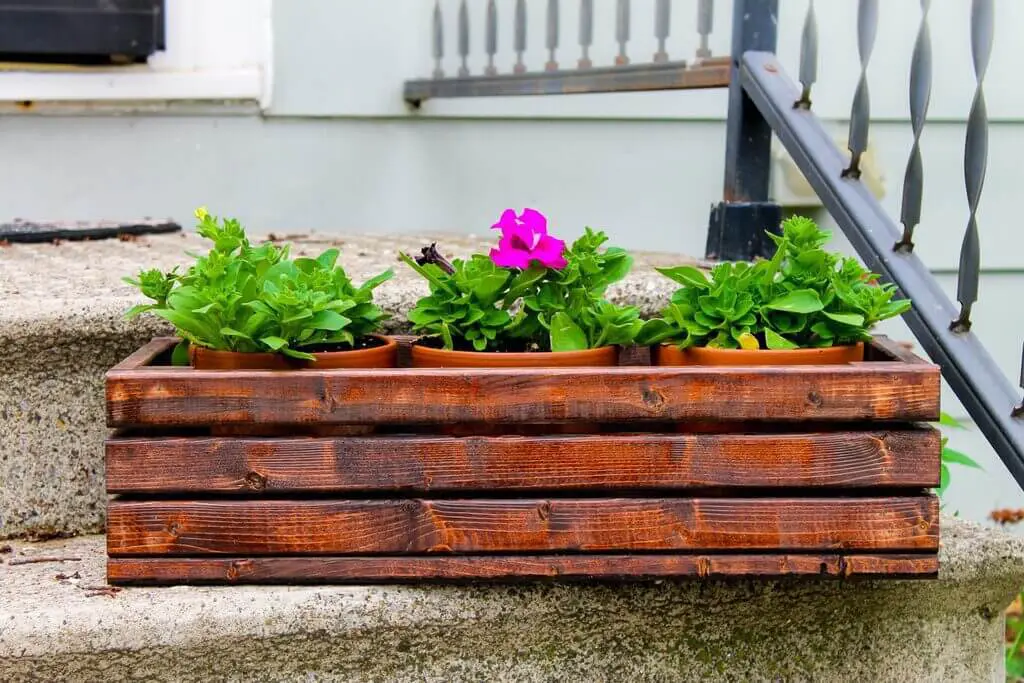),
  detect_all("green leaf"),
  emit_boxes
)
[260,335,288,351]
[399,253,456,295]
[309,310,351,331]
[220,327,254,341]
[549,312,589,351]
[357,269,394,294]
[656,265,709,289]
[151,309,221,346]
[503,265,547,305]
[823,311,866,327]
[763,289,824,314]
[939,412,965,429]
[936,463,950,497]
[637,318,677,345]
[810,322,835,339]
[764,328,798,349]
[282,310,314,325]
[123,304,153,320]
[171,341,191,367]
[316,248,340,269]
[942,447,983,470]
[281,346,315,361]
[439,322,454,350]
